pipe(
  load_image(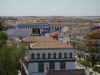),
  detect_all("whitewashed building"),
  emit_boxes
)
[58,33,70,44]
[22,36,76,75]
[6,22,67,38]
